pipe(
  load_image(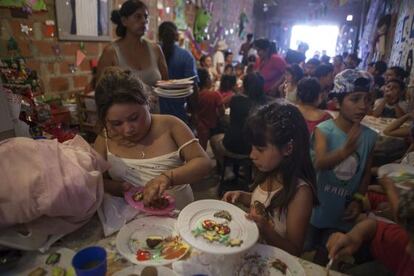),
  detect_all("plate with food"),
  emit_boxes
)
[116,217,190,266]
[235,243,305,276]
[378,163,414,190]
[113,265,179,276]
[177,199,258,255]
[124,187,175,216]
